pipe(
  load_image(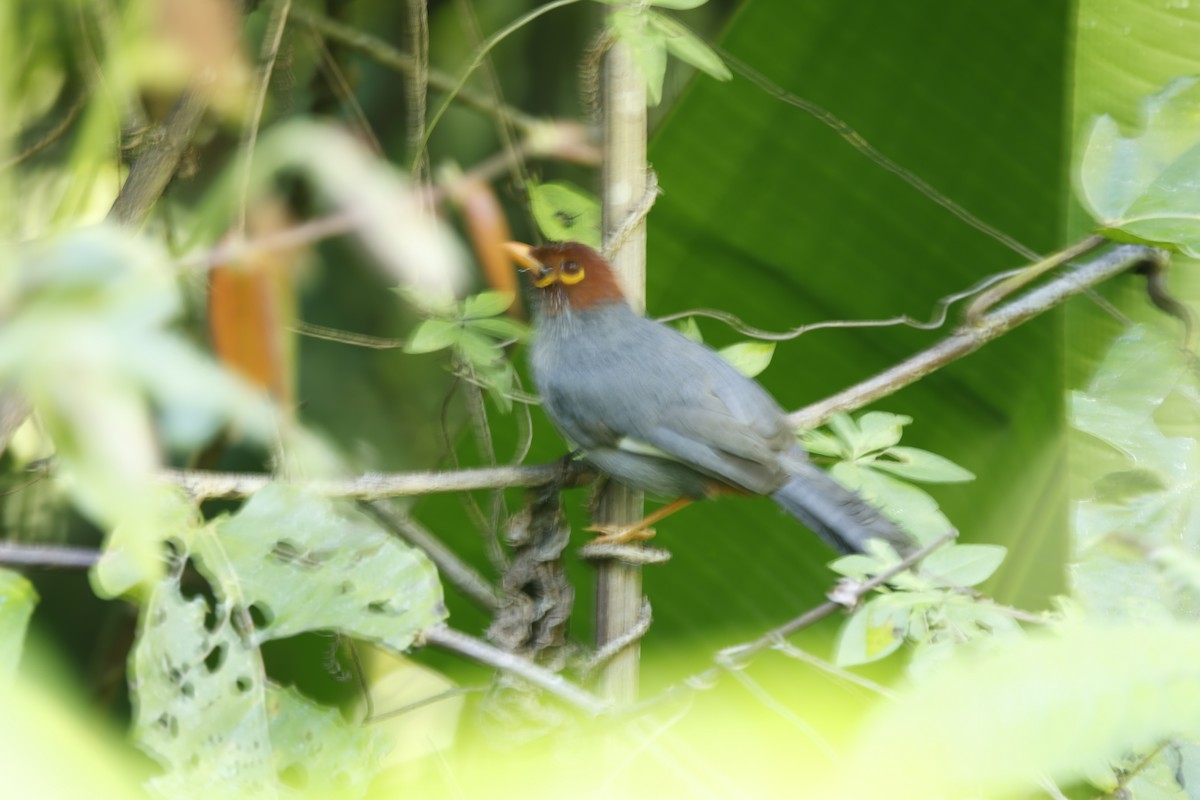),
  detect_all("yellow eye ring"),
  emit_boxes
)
[559,268,585,285]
